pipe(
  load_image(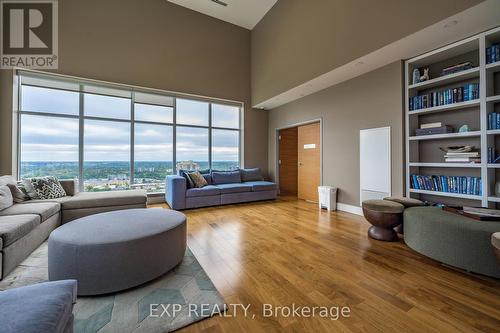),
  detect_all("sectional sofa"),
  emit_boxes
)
[0,178,147,280]
[166,169,277,210]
